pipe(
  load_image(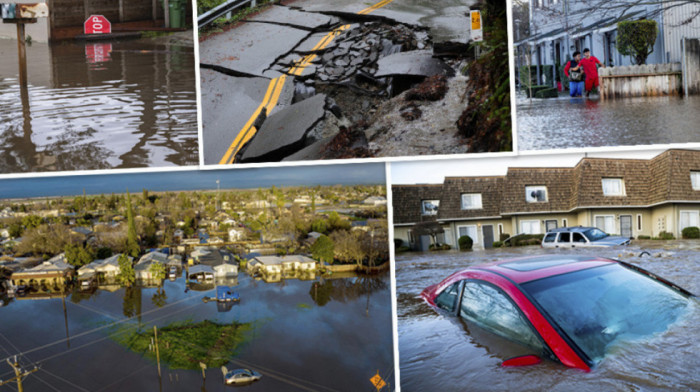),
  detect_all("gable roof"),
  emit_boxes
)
[391,184,443,224]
